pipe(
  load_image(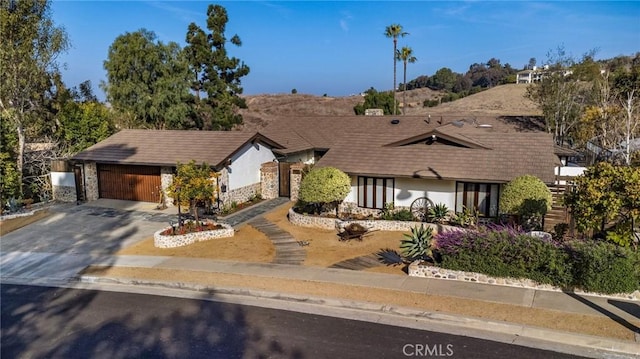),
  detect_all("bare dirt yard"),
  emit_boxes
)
[118,202,407,274]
